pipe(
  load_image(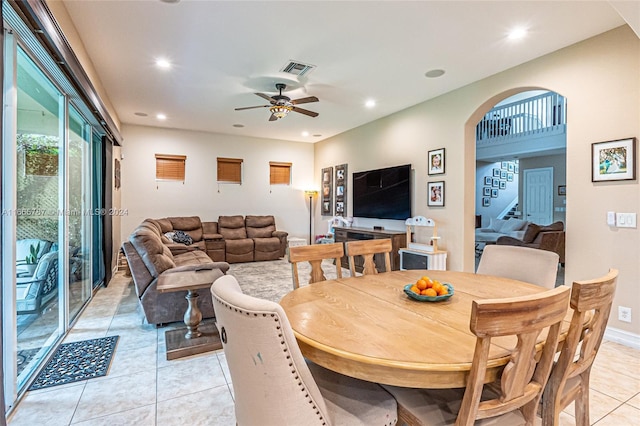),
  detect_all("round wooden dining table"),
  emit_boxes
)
[280,269,568,389]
